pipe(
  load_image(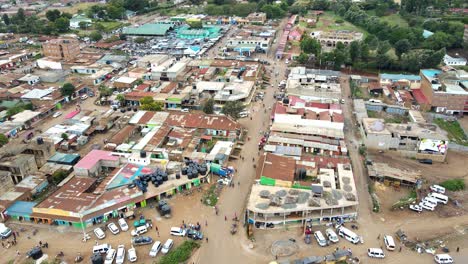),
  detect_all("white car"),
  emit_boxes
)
[94,227,105,240]
[104,248,116,264]
[325,228,339,243]
[107,222,120,235]
[430,184,446,194]
[115,245,125,264]
[181,108,189,113]
[285,59,289,64]
[434,254,453,264]
[81,94,88,100]
[217,177,232,186]
[52,112,62,118]
[128,247,137,262]
[419,201,436,211]
[118,218,129,231]
[368,248,385,258]
[149,241,162,257]
[161,239,173,254]
[409,204,422,213]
